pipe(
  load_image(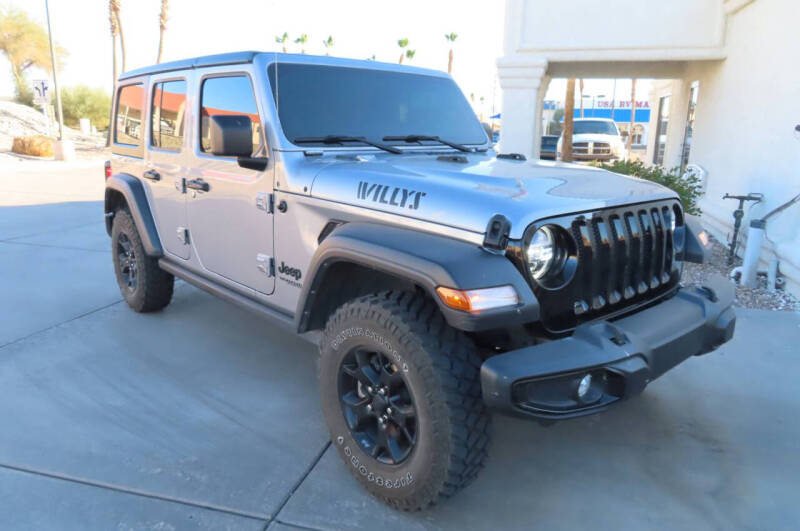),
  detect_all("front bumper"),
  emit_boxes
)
[481,275,736,420]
